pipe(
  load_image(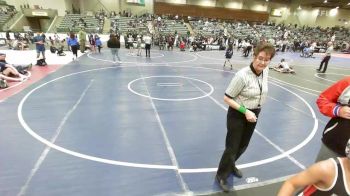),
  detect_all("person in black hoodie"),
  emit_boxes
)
[107,33,121,63]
